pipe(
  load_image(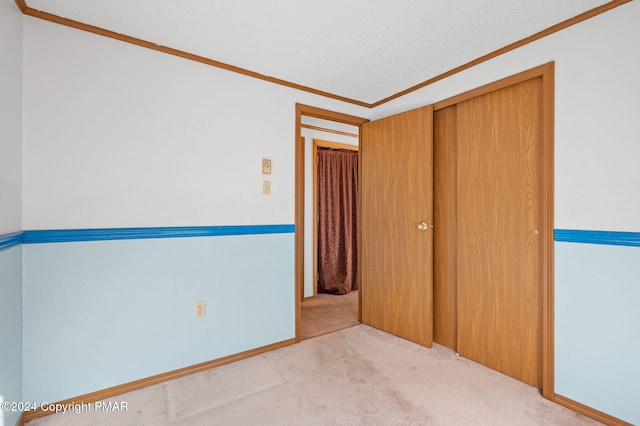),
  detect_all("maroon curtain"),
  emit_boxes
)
[317,148,358,295]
